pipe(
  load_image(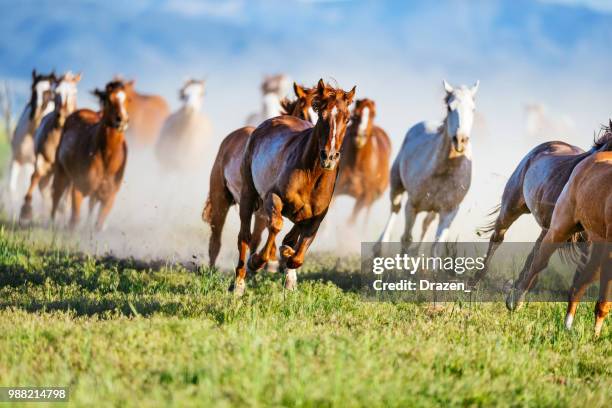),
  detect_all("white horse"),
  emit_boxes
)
[155,79,212,171]
[245,74,290,126]
[377,80,479,252]
[8,70,57,206]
